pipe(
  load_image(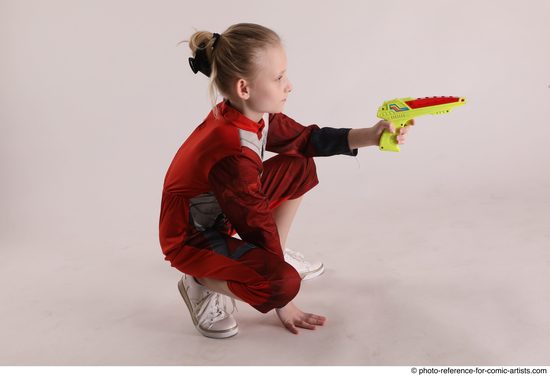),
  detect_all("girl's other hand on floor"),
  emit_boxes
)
[275,300,327,335]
